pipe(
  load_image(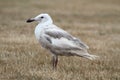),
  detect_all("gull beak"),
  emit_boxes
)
[26,18,35,23]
